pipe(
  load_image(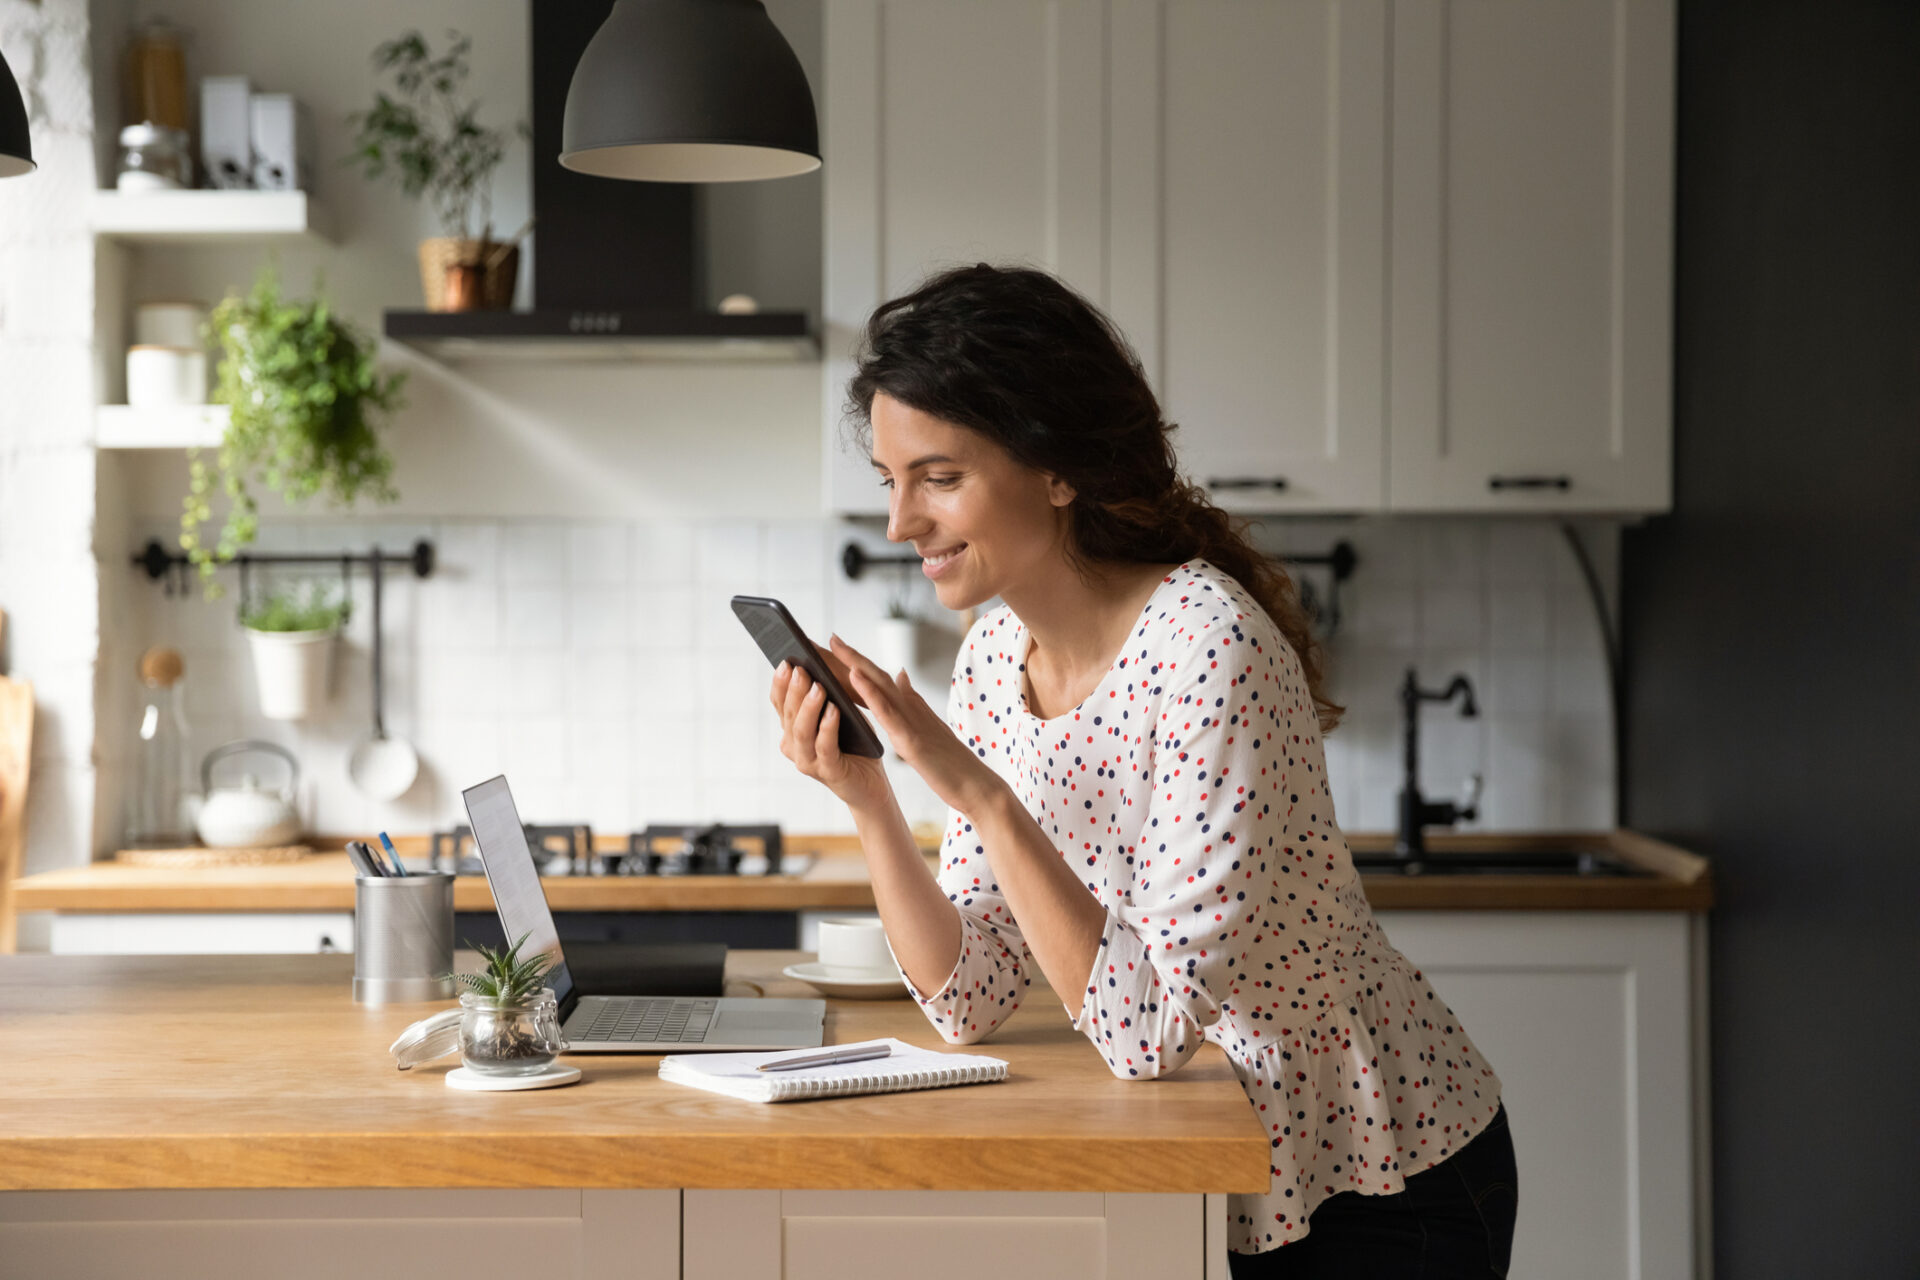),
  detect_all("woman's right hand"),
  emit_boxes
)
[771,658,890,810]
